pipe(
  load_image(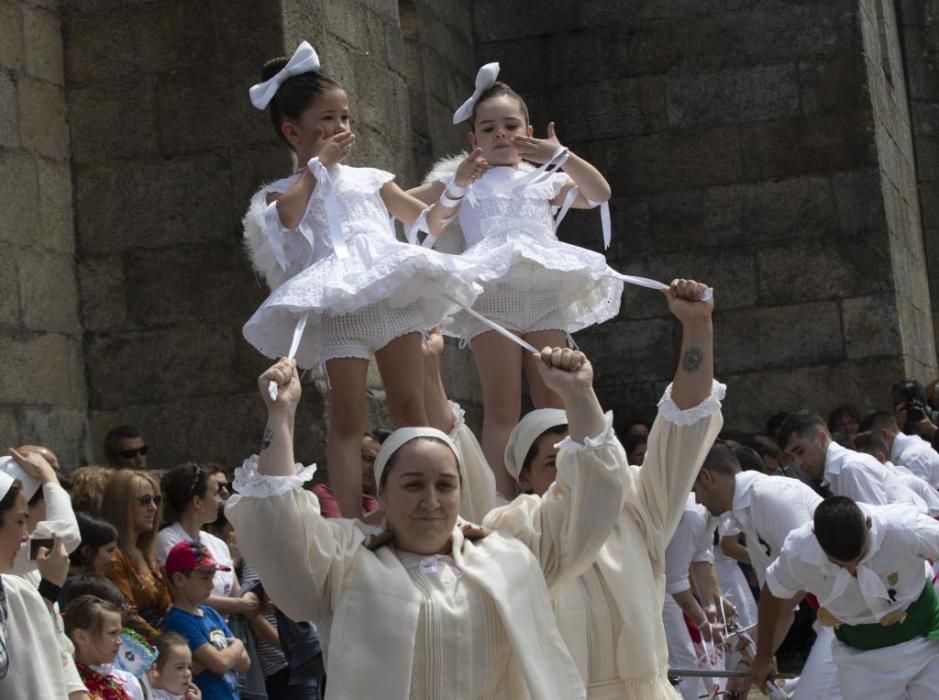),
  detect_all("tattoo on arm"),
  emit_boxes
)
[682,346,703,374]
[260,426,273,452]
